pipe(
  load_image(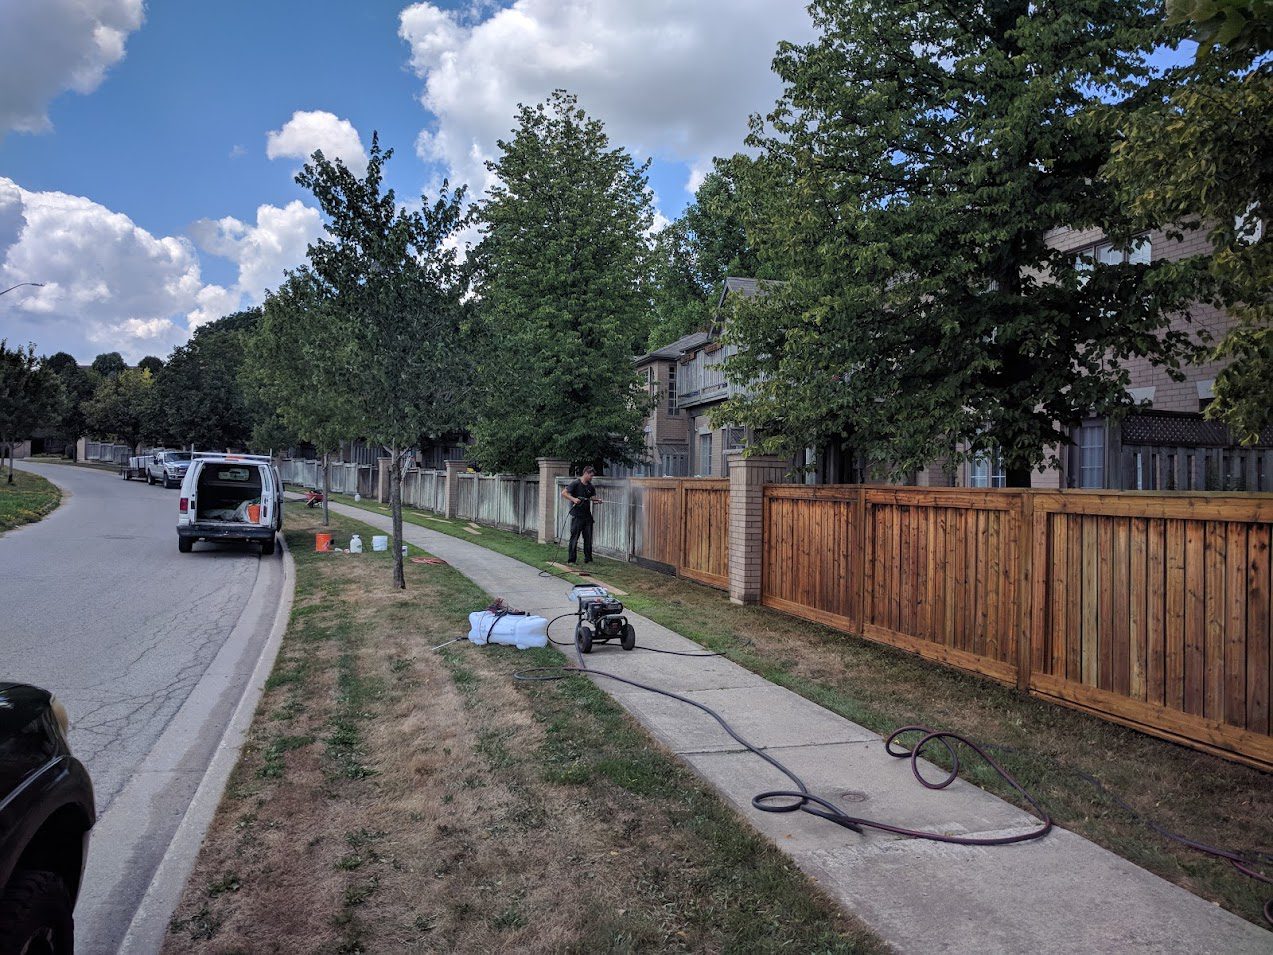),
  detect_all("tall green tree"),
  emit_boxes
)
[155,310,260,450]
[43,351,96,447]
[1103,1,1271,442]
[0,342,64,483]
[471,90,654,474]
[83,366,156,453]
[295,135,472,588]
[90,352,126,379]
[138,355,165,376]
[248,271,358,526]
[647,167,761,349]
[725,0,1206,485]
